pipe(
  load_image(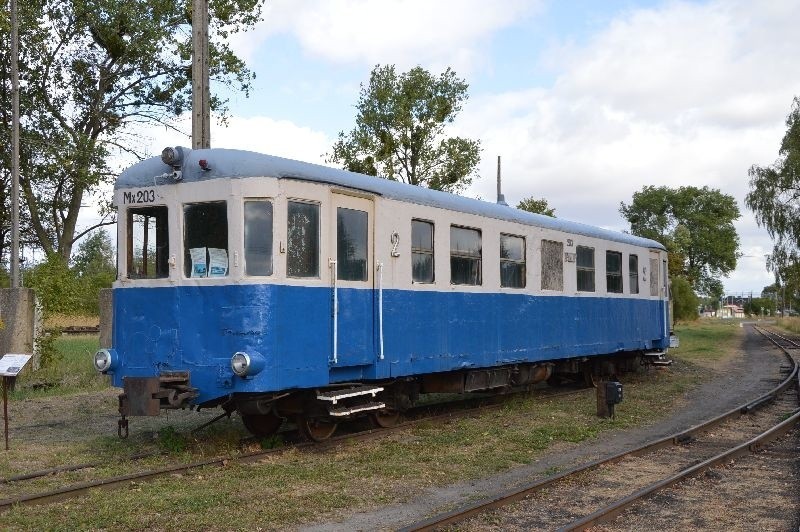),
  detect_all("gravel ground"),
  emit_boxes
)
[598,430,799,531]
[303,325,799,531]
[454,380,799,530]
